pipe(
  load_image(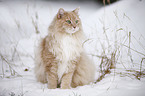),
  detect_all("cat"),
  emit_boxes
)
[34,8,95,89]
